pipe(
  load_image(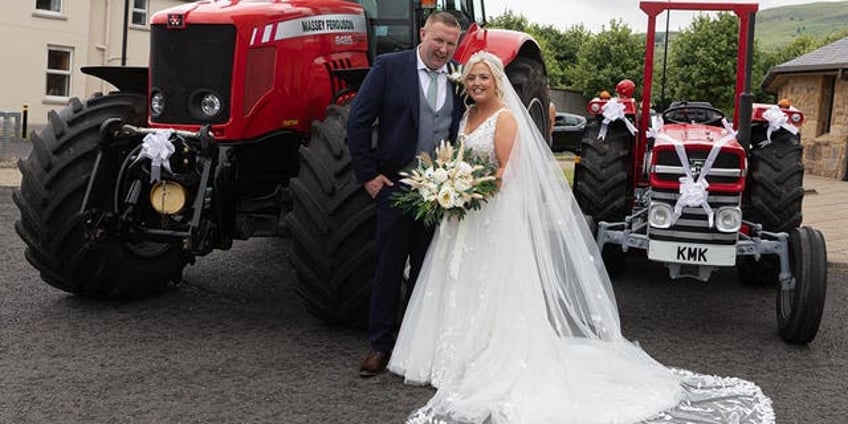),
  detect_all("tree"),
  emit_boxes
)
[565,20,645,99]
[665,13,740,113]
[487,9,530,32]
[487,10,590,88]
